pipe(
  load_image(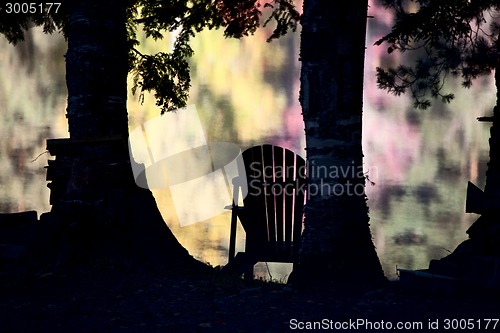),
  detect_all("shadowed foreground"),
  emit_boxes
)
[1,270,499,332]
